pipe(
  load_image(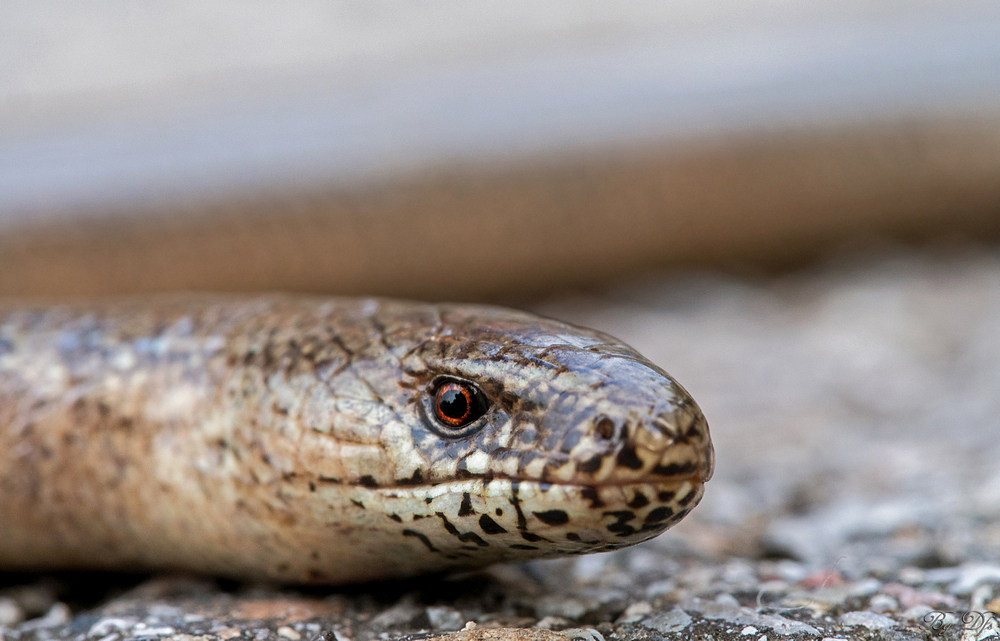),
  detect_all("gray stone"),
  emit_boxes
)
[369,599,427,630]
[869,595,899,613]
[700,604,820,637]
[640,608,693,634]
[535,616,573,631]
[617,602,652,624]
[17,603,71,632]
[425,607,465,631]
[849,579,883,598]
[899,605,933,621]
[713,593,741,608]
[753,612,821,637]
[643,580,677,599]
[536,596,588,621]
[950,564,1000,595]
[561,628,606,641]
[838,611,897,630]
[0,598,24,627]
